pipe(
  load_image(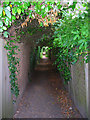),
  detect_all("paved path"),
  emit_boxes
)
[14,58,64,118]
